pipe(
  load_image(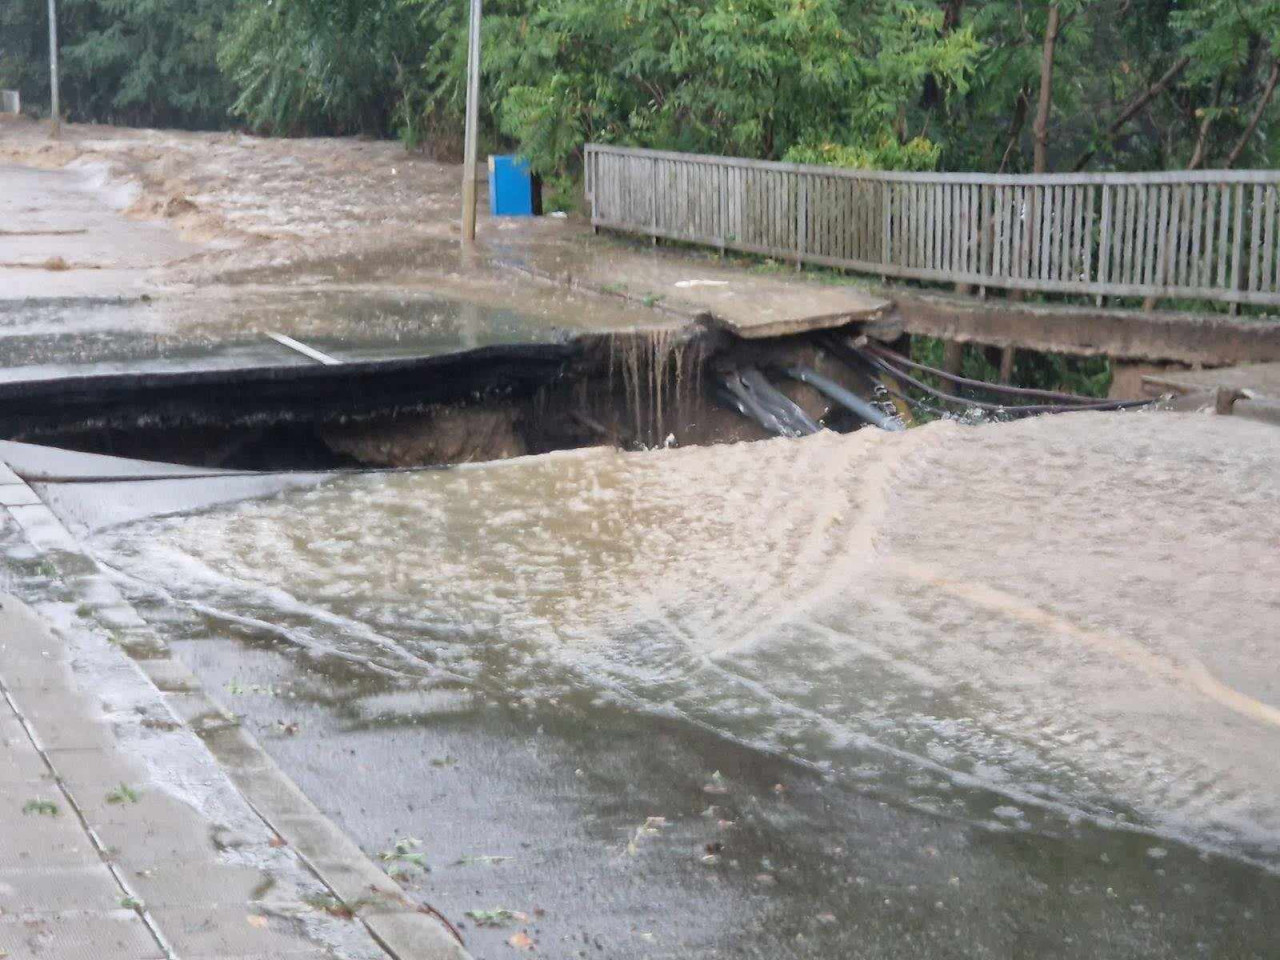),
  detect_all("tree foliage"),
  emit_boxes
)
[1,0,1277,171]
